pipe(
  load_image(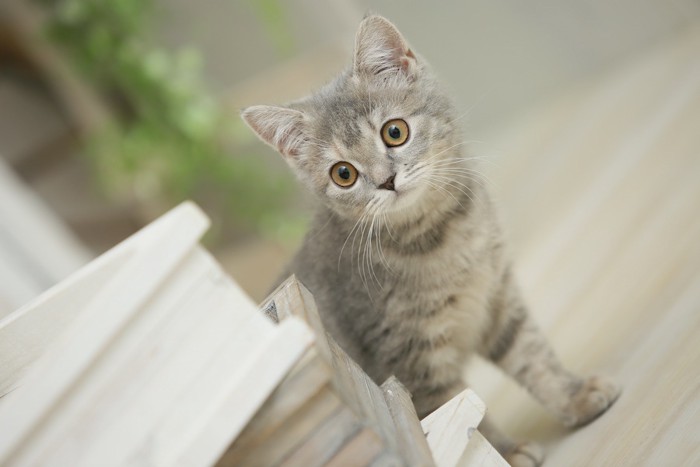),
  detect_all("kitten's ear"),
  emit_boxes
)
[353,15,417,79]
[241,105,308,158]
